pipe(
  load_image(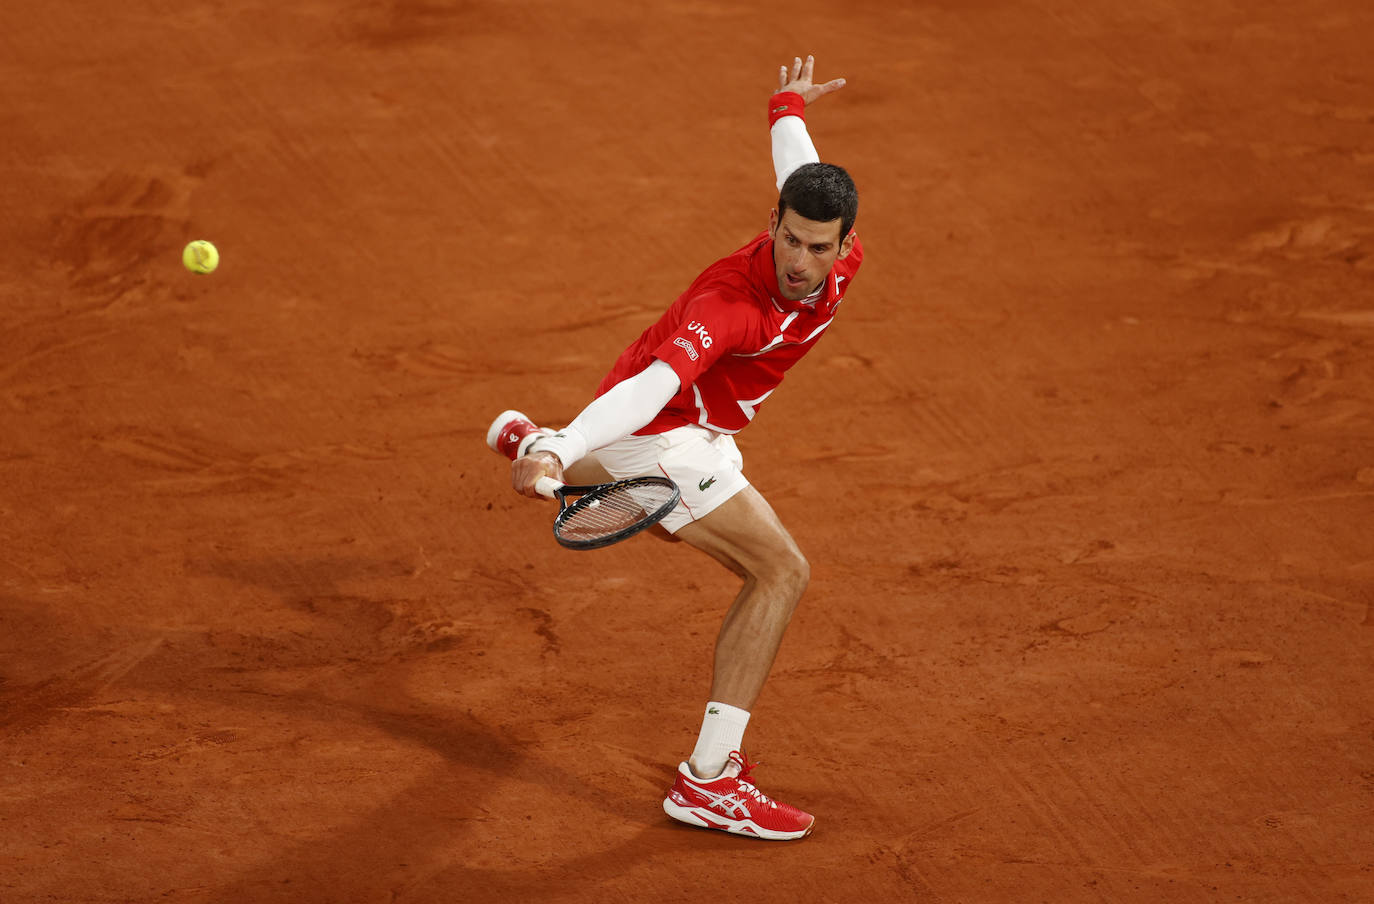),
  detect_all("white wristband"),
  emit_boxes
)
[527,426,590,470]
